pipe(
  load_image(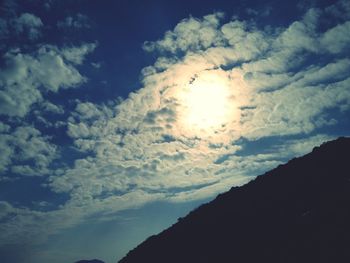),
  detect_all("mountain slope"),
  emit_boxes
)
[119,137,350,263]
[75,259,105,263]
